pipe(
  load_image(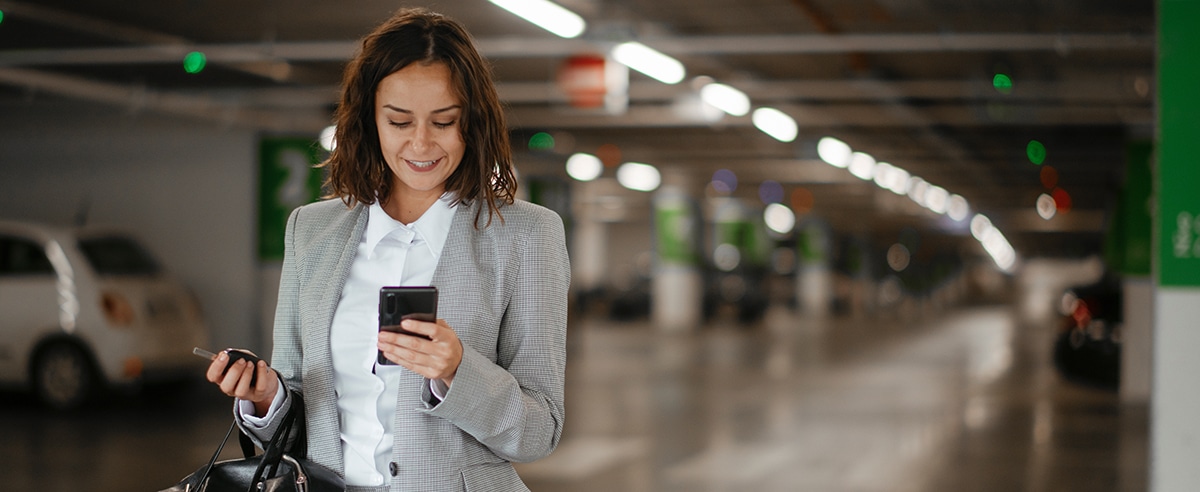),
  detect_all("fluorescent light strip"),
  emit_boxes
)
[488,0,586,38]
[700,82,750,116]
[611,42,685,84]
[752,107,798,142]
